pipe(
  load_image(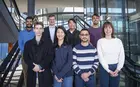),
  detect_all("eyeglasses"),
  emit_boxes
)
[80,34,89,36]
